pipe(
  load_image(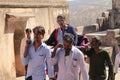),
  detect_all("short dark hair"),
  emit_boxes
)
[57,14,65,19]
[33,26,45,35]
[63,33,74,43]
[25,28,31,33]
[91,37,102,45]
